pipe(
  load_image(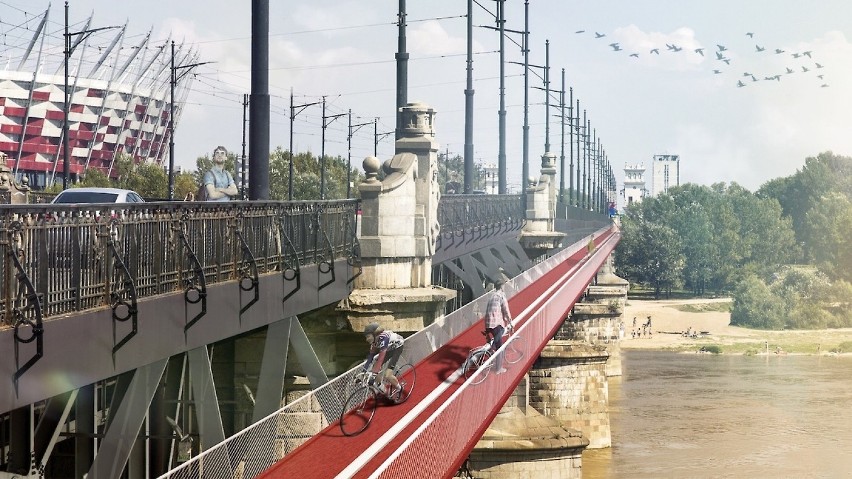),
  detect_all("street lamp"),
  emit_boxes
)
[63,1,120,189]
[169,40,212,200]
